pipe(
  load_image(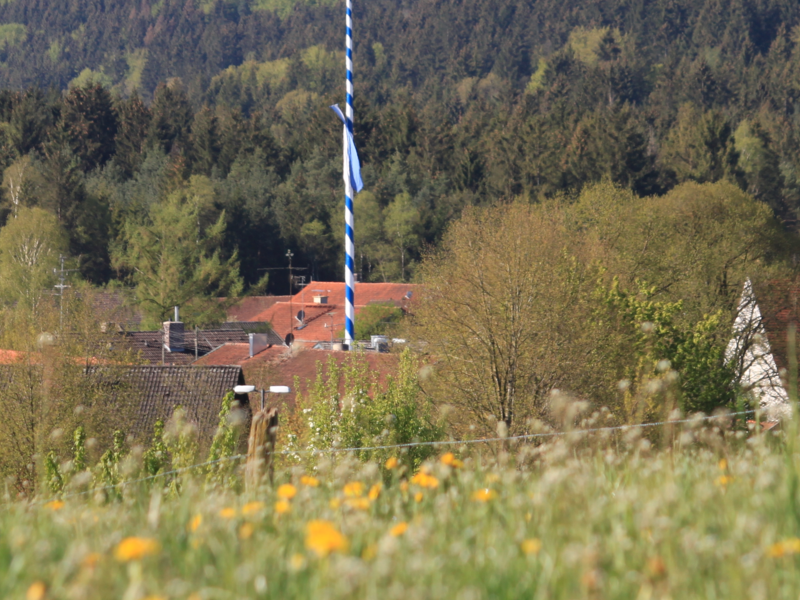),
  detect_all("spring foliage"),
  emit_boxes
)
[285,349,443,471]
[412,182,793,435]
[205,391,245,489]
